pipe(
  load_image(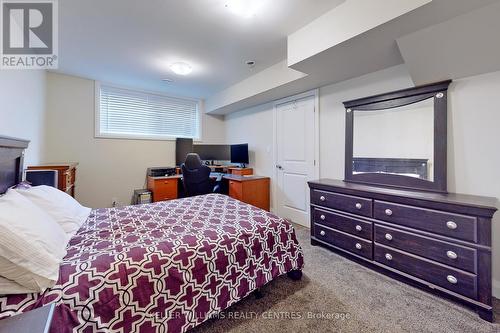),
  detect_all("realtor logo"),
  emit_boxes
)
[1,0,58,69]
